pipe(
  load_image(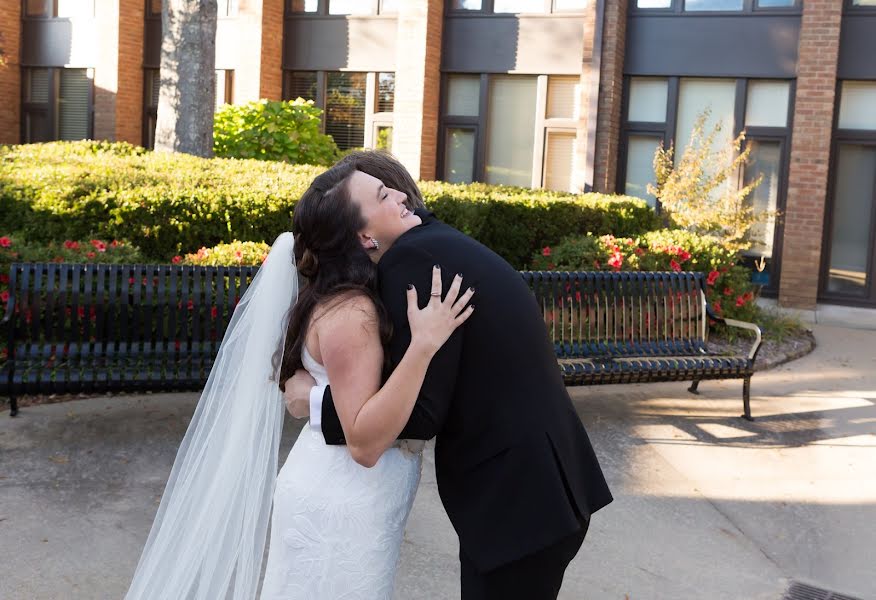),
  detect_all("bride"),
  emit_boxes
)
[125,161,474,599]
